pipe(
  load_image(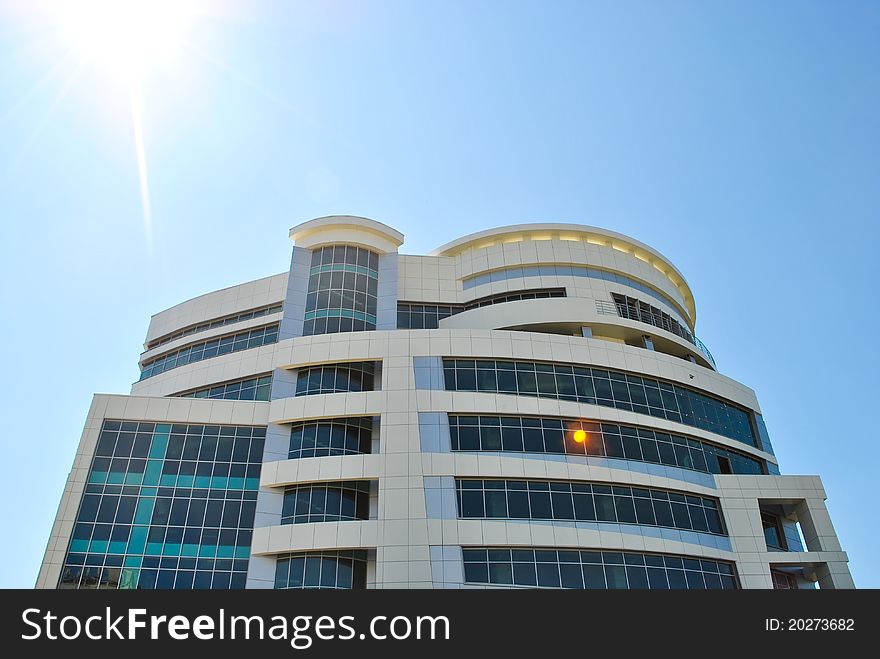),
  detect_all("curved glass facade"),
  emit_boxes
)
[304,245,379,335]
[448,415,764,475]
[274,550,368,589]
[462,548,737,589]
[456,479,725,535]
[139,324,279,381]
[281,481,370,524]
[174,374,273,402]
[294,361,377,396]
[442,359,757,447]
[288,417,374,459]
